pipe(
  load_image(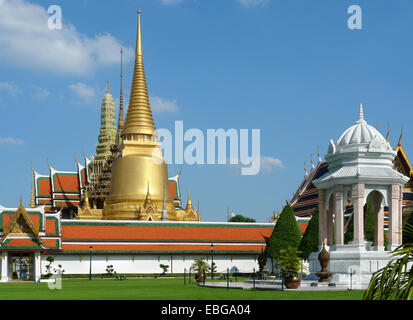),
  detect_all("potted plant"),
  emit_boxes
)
[277,246,302,289]
[190,258,210,283]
